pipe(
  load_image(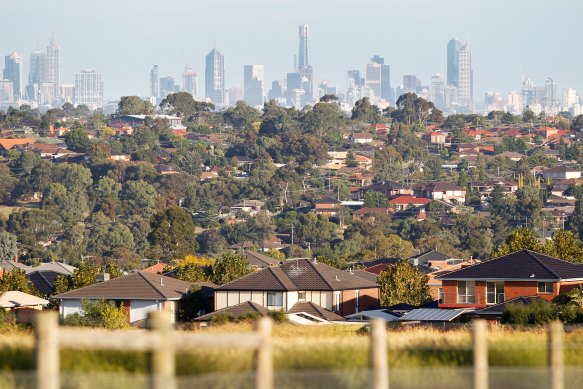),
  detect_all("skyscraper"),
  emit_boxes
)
[296,24,313,103]
[457,43,472,108]
[0,80,14,102]
[150,65,159,98]
[3,52,23,100]
[45,36,60,101]
[430,73,445,109]
[27,50,46,100]
[74,69,103,108]
[244,64,264,107]
[544,78,557,112]
[205,48,225,106]
[447,38,462,87]
[182,65,198,99]
[403,75,420,93]
[159,76,176,98]
[365,62,382,103]
[298,24,309,70]
[370,55,391,102]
